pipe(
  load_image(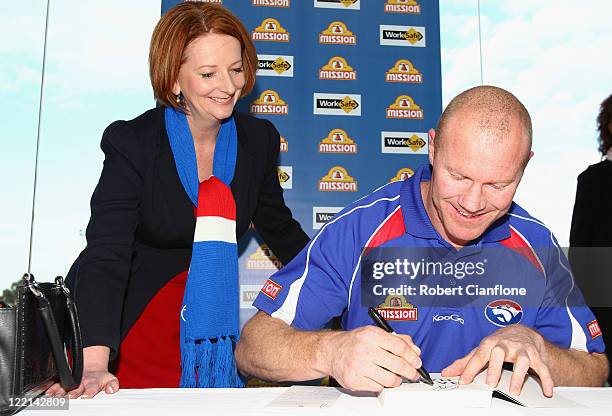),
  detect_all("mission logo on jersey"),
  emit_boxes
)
[376,295,418,321]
